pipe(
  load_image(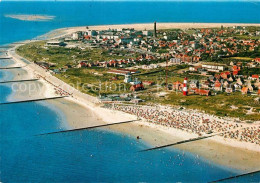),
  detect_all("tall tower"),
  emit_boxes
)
[183,77,188,96]
[154,21,157,38]
[165,59,168,91]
